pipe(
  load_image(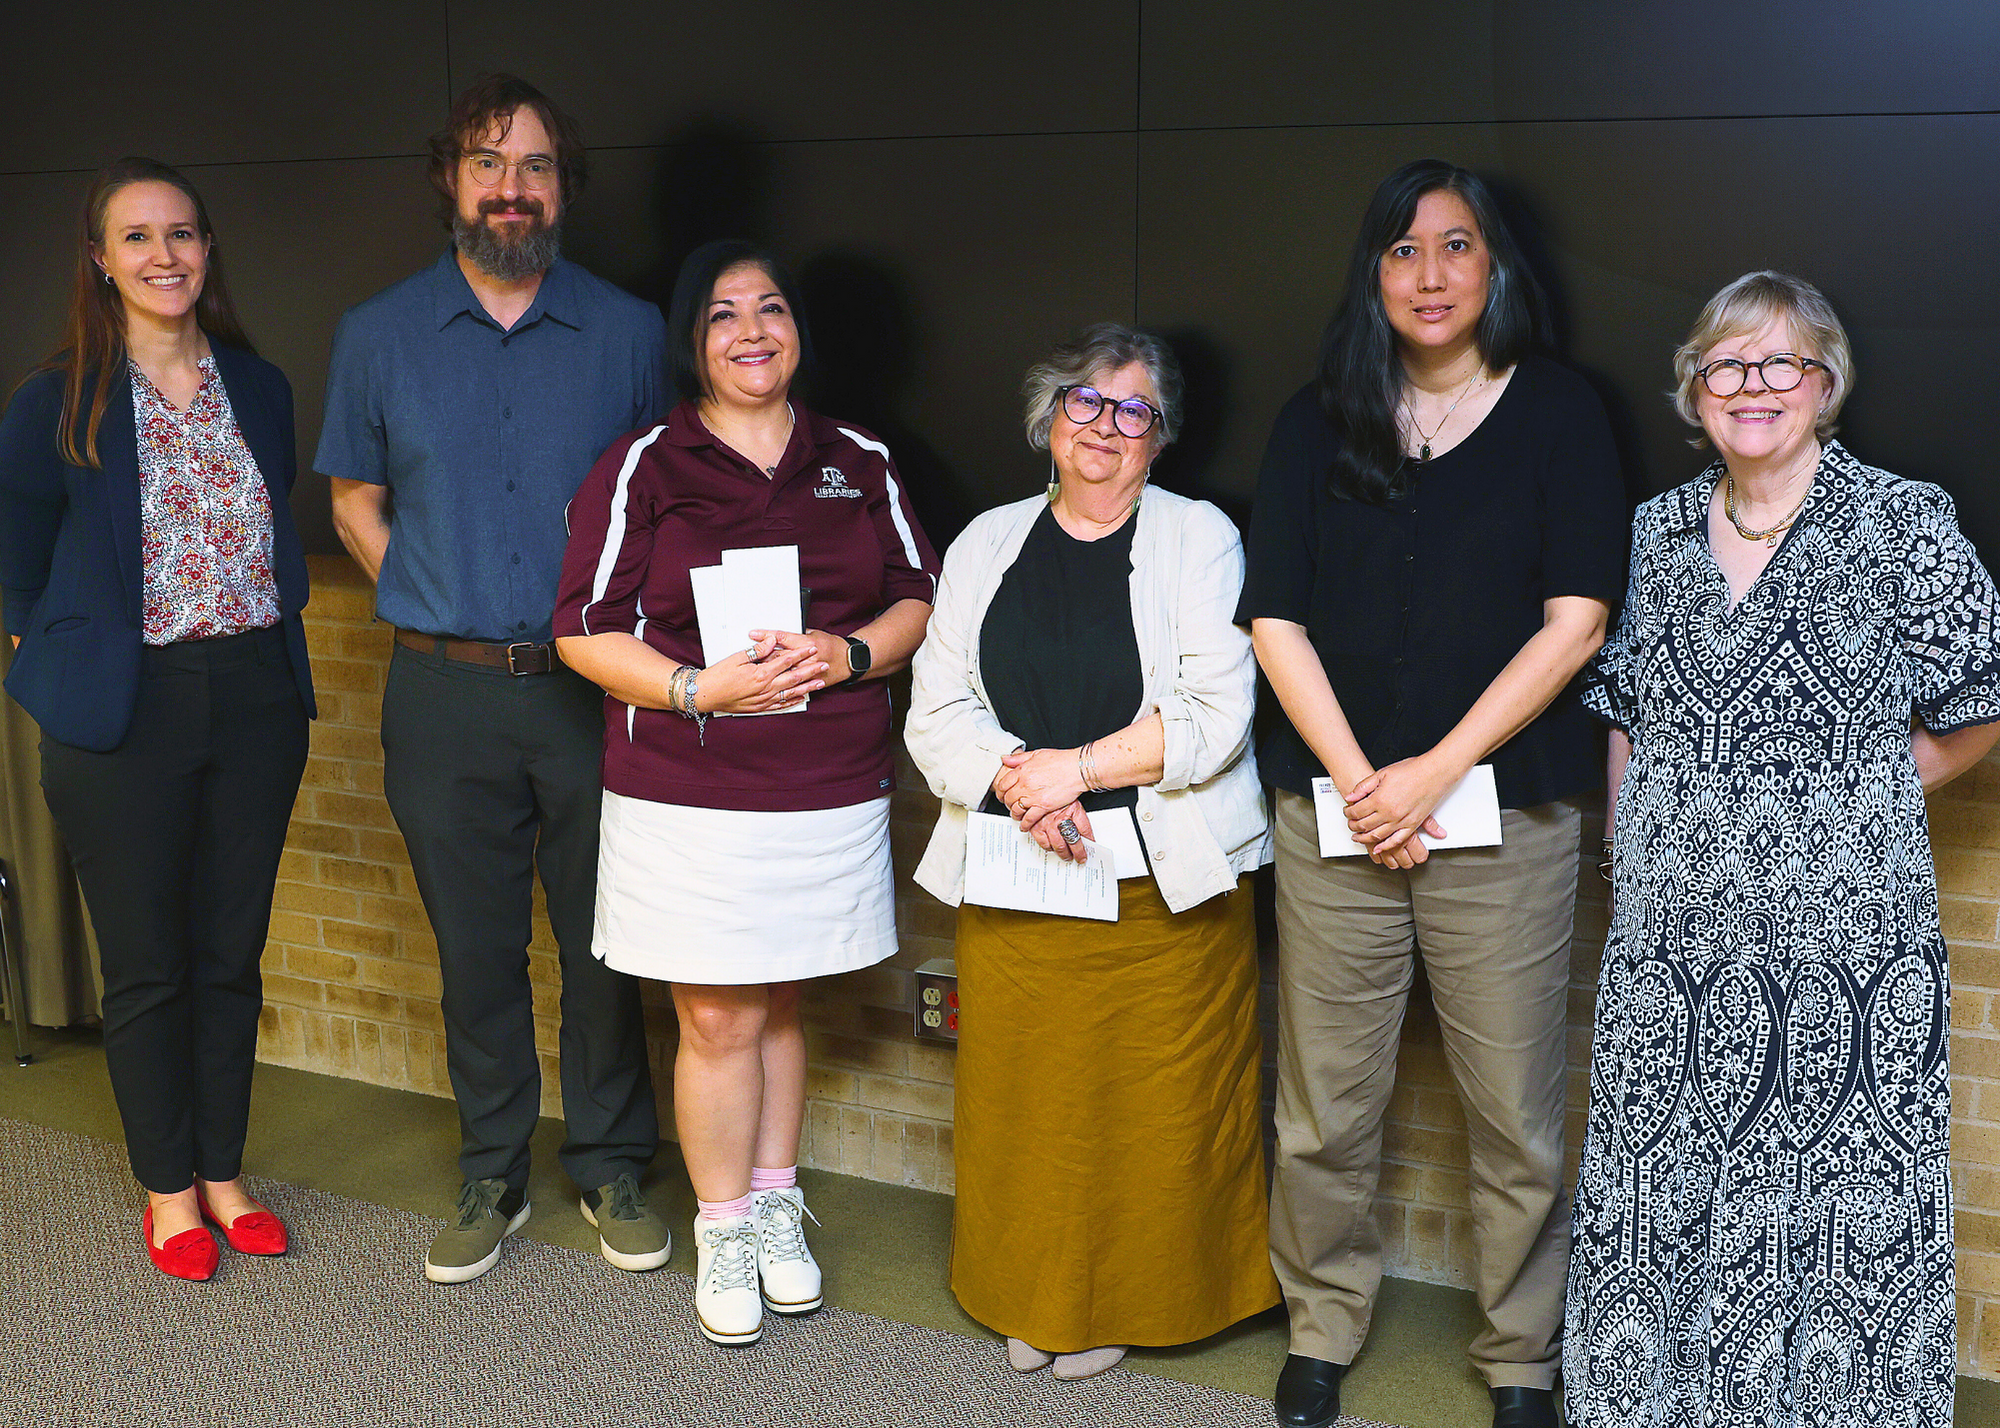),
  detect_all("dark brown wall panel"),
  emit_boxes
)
[3,2,446,172]
[8,3,1998,565]
[450,2,1138,147]
[1140,0,1495,130]
[1136,113,2000,566]
[1493,1,2000,120]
